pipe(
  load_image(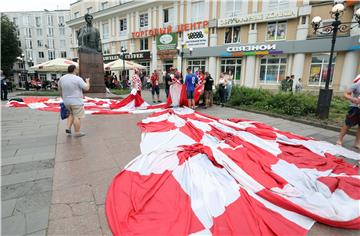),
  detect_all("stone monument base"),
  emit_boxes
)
[79,51,106,93]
